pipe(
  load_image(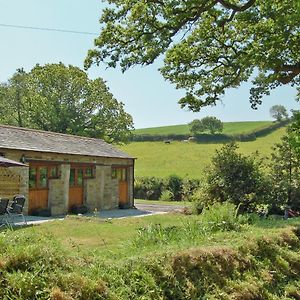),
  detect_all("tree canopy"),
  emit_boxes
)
[269,105,289,122]
[85,0,300,111]
[0,63,133,143]
[189,116,223,134]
